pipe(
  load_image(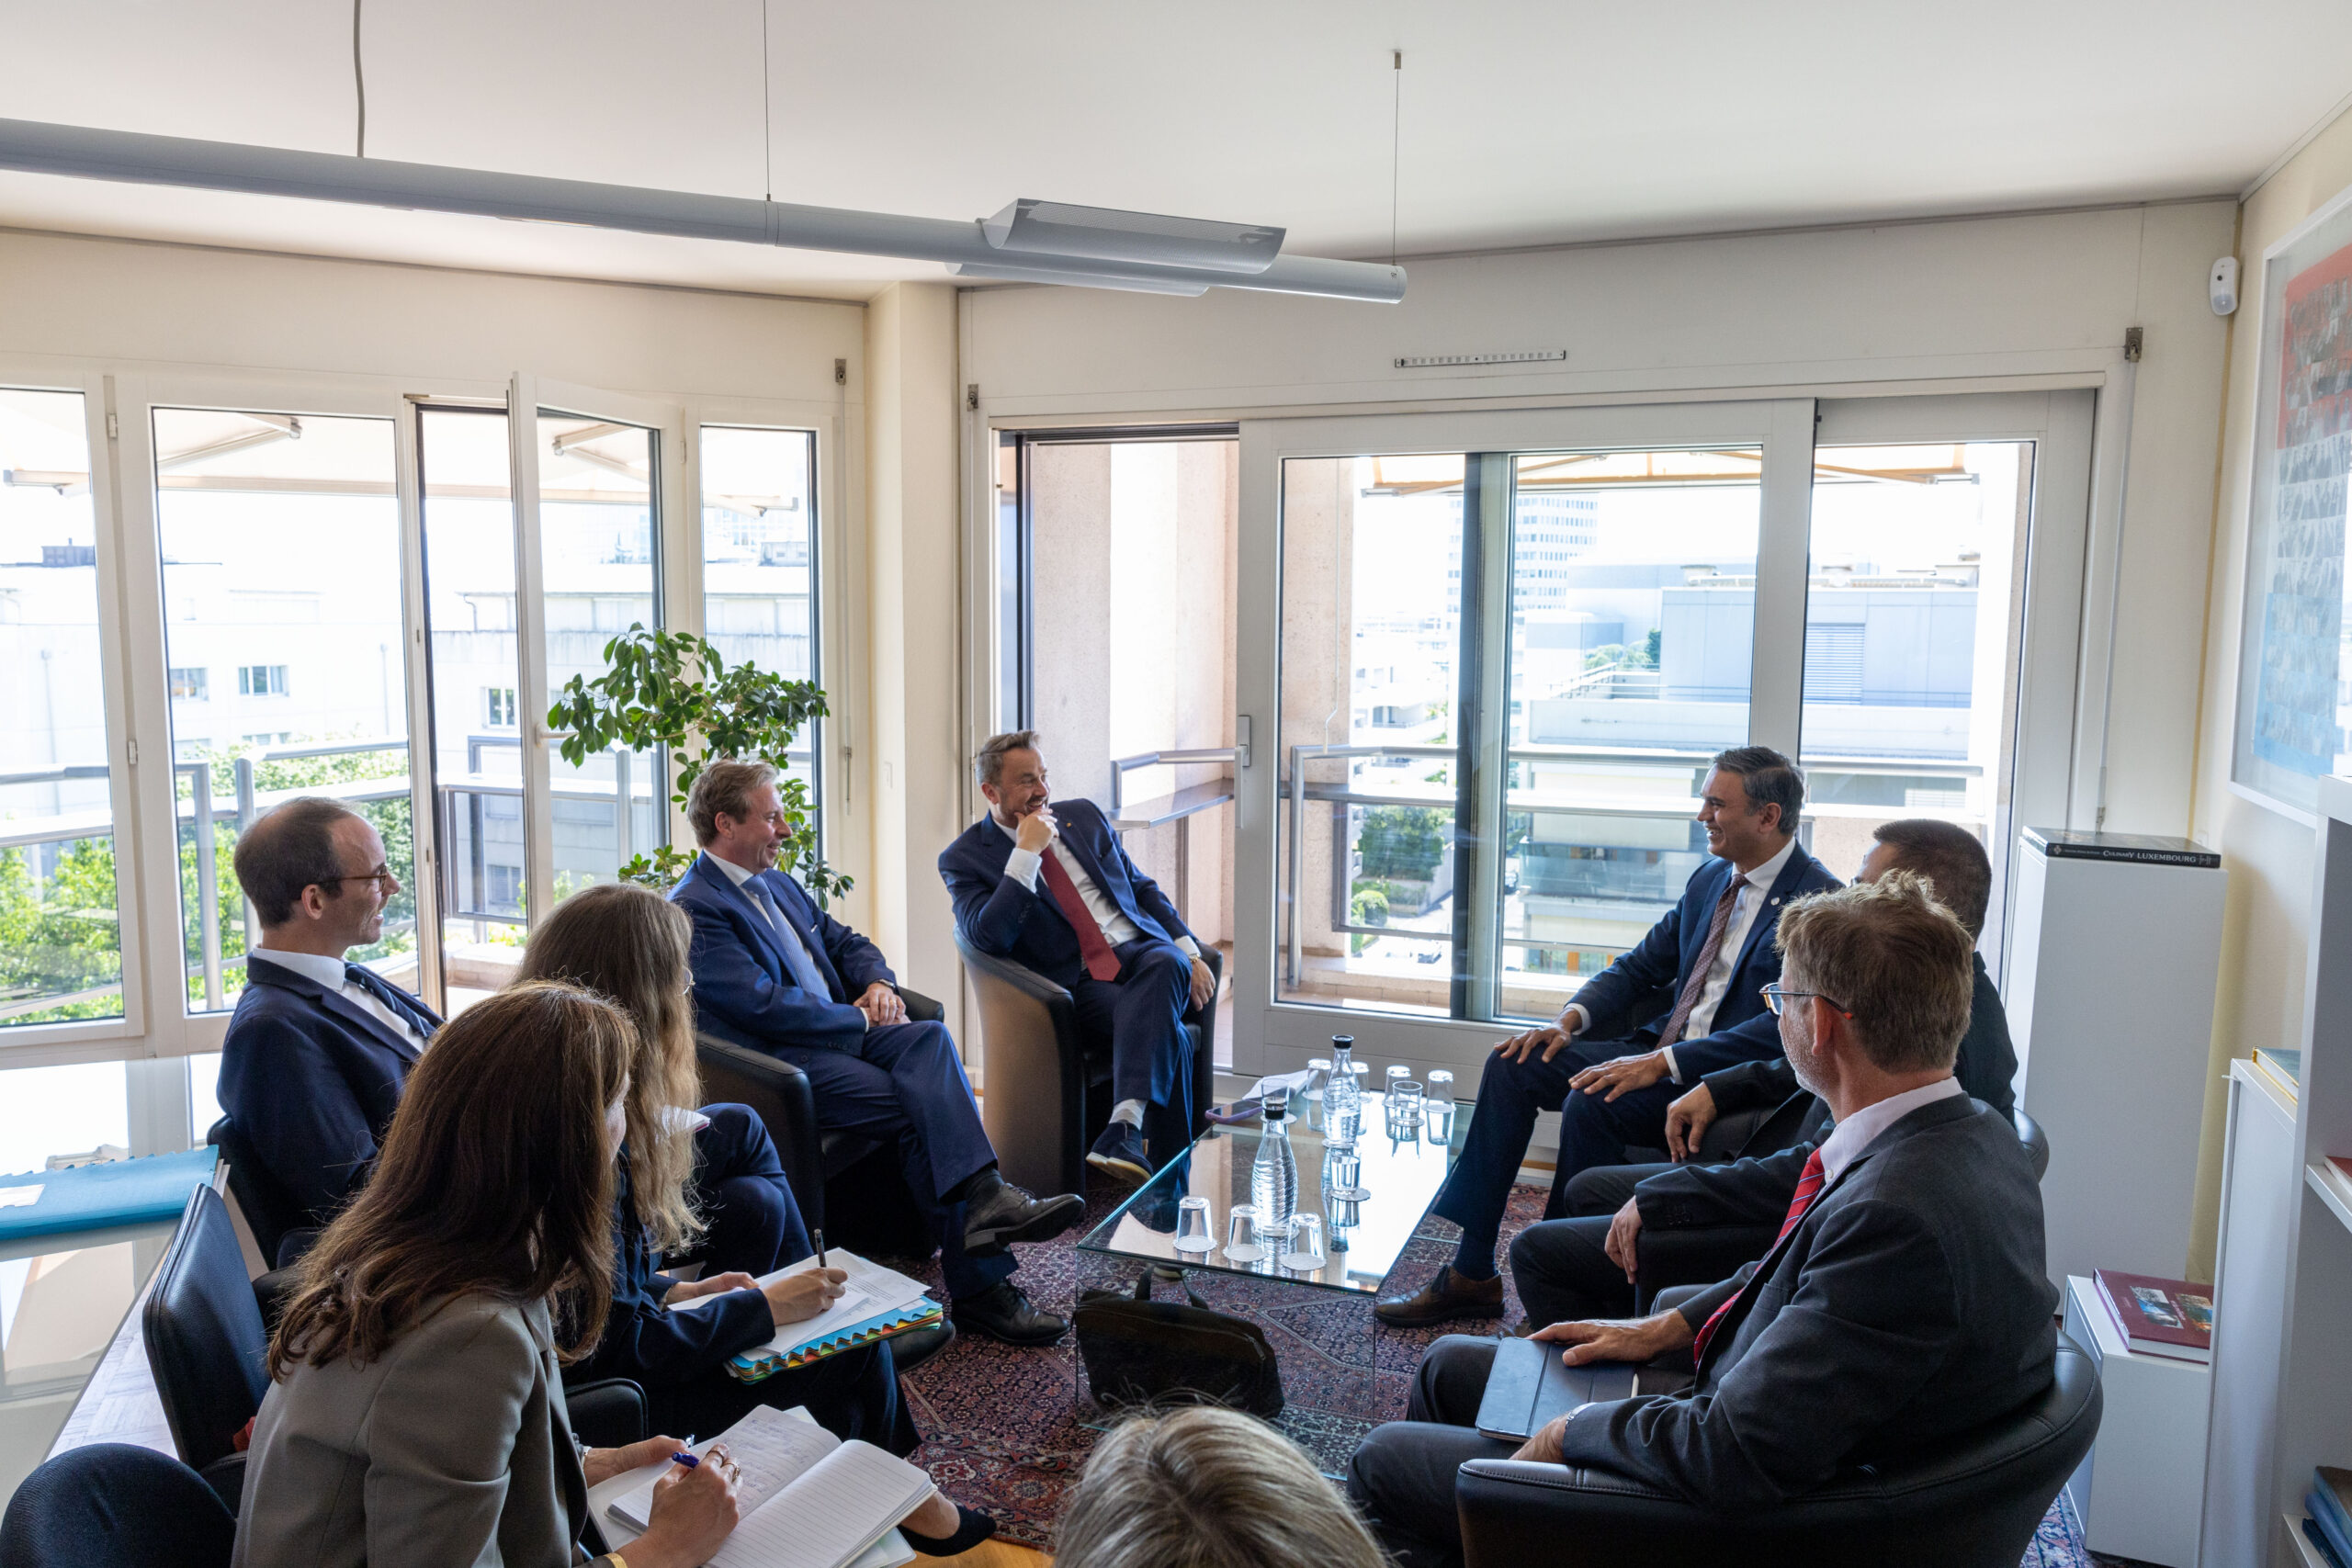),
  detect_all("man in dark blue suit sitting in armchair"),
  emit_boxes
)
[1378,746,1838,1328]
[217,797,437,1261]
[937,730,1218,1185]
[673,759,1085,1347]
